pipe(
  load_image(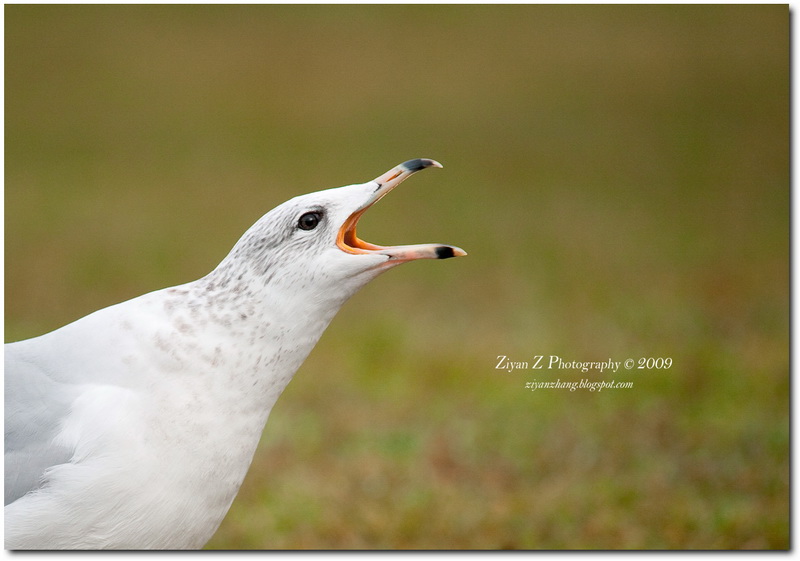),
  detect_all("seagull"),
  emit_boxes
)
[5,158,465,550]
